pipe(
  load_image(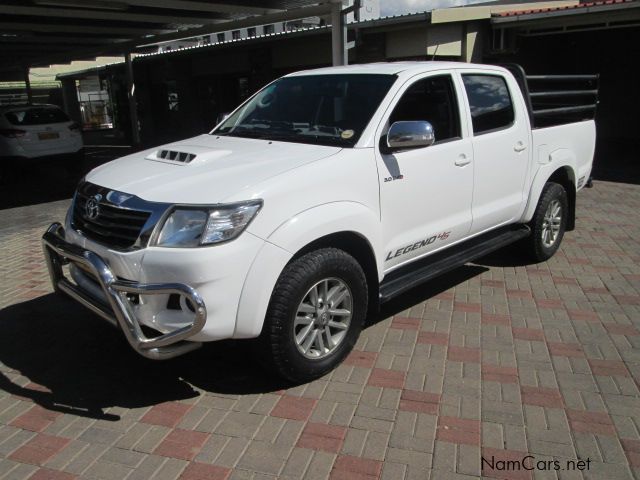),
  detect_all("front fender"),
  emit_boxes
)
[233,201,381,338]
[267,201,381,264]
[521,148,577,223]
